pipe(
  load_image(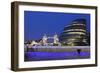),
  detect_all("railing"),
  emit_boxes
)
[26,46,90,52]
